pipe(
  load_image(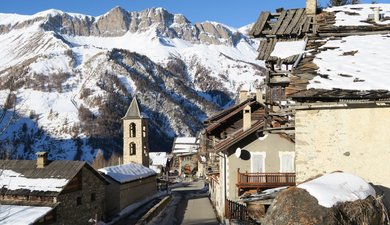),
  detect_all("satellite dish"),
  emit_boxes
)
[257,130,269,141]
[235,147,242,158]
